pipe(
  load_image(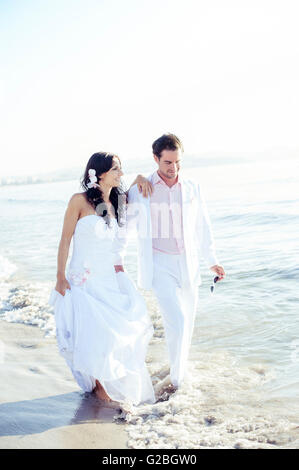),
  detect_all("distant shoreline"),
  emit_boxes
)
[0,152,265,188]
